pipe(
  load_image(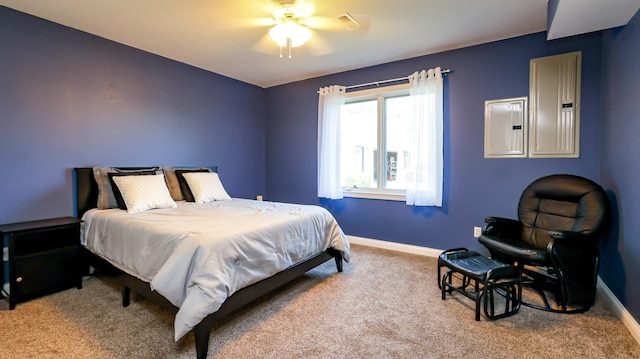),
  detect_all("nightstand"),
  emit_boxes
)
[0,217,82,309]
